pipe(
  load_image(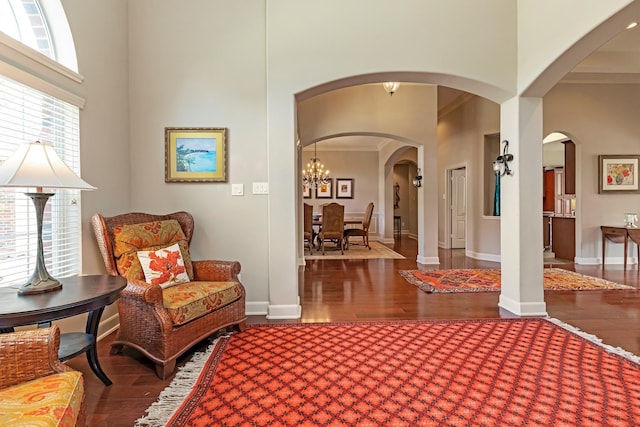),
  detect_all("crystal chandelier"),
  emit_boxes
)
[302,143,330,189]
